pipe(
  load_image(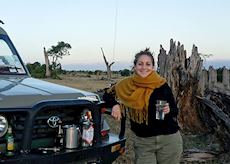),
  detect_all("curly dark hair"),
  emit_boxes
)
[133,48,155,66]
